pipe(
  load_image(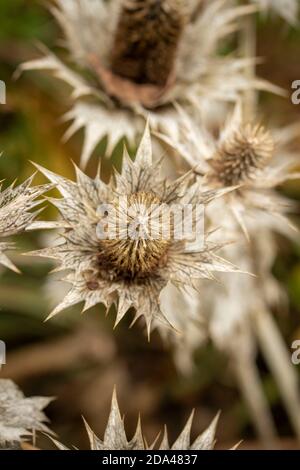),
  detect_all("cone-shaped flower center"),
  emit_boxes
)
[210,124,274,186]
[111,0,186,87]
[98,191,171,279]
